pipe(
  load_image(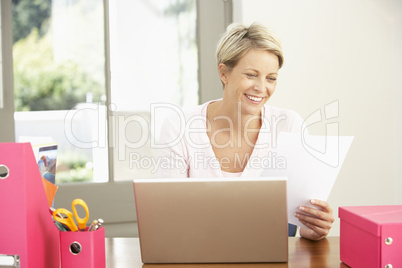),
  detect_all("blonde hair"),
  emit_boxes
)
[216,22,284,70]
